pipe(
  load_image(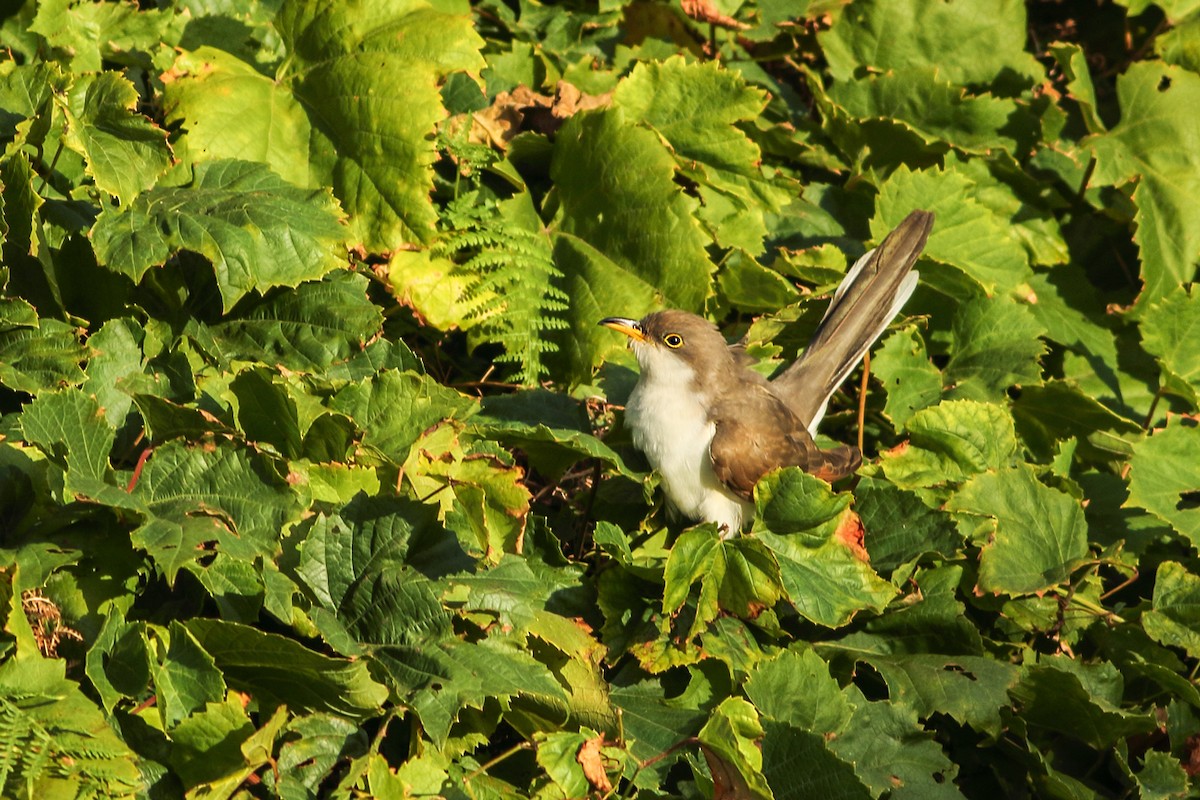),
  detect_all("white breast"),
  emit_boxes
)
[624,346,753,533]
